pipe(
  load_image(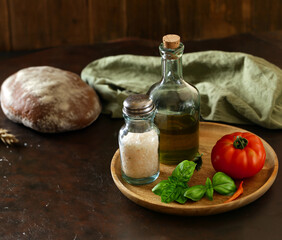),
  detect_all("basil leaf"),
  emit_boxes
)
[175,186,188,204]
[205,177,213,201]
[161,183,179,203]
[177,181,189,189]
[168,176,178,183]
[192,152,203,171]
[212,172,237,195]
[184,185,206,201]
[172,160,196,182]
[152,180,170,196]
